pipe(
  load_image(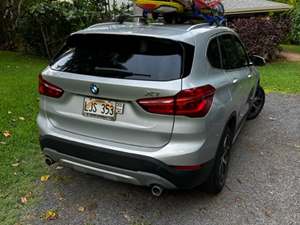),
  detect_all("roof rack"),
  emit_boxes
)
[116,14,149,25]
[186,23,210,31]
[88,22,119,29]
